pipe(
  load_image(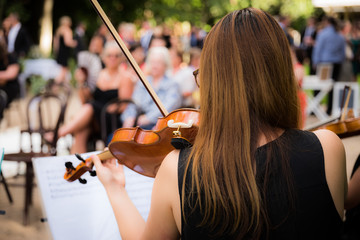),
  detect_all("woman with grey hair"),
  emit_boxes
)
[121,46,182,129]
